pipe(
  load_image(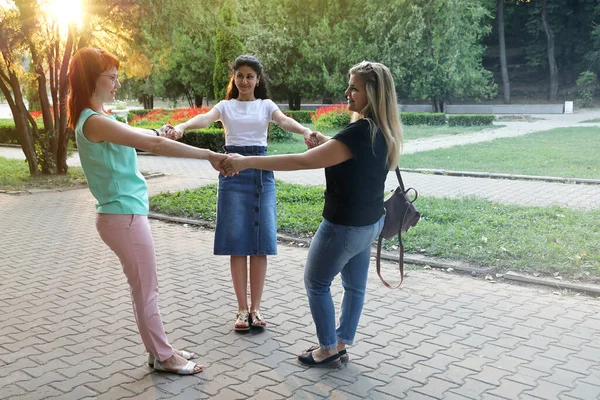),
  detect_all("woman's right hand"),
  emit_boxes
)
[163,124,185,140]
[222,154,247,176]
[308,131,328,147]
